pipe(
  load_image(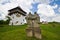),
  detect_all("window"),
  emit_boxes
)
[21,23,22,24]
[23,19,24,21]
[13,16,14,18]
[15,21,18,24]
[16,13,21,17]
